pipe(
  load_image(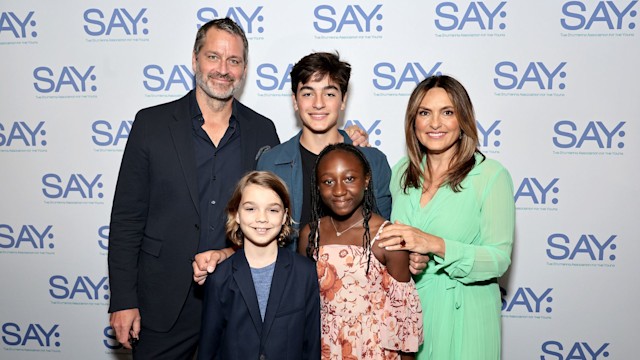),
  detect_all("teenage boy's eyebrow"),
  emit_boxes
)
[298,85,339,92]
